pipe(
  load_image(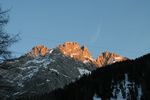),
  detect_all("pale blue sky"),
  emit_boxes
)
[1,0,150,59]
